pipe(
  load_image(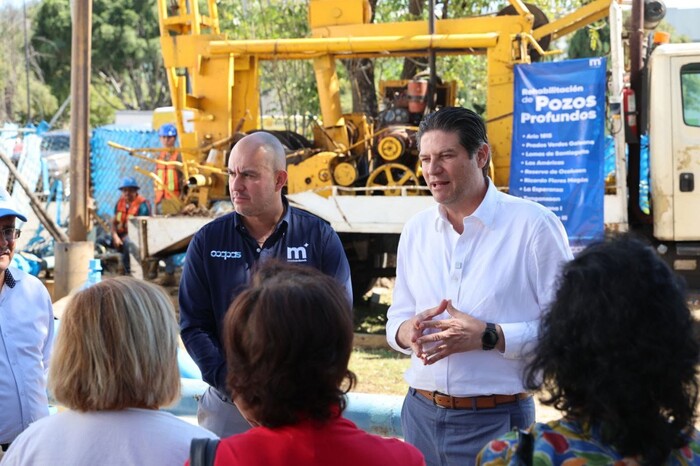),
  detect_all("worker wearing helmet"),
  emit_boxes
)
[112,177,151,278]
[152,123,182,286]
[154,123,182,212]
